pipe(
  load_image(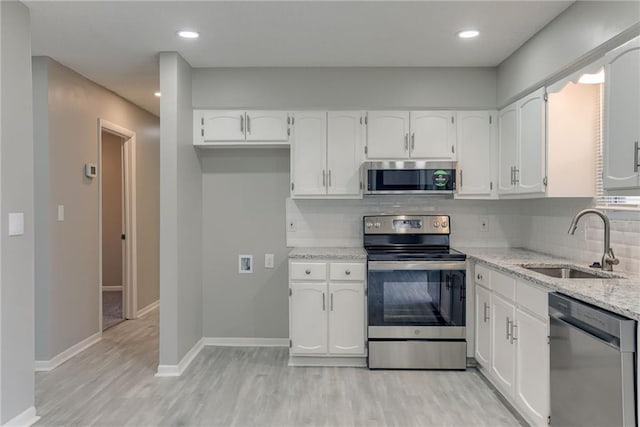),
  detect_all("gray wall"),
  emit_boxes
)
[193,67,497,109]
[497,1,640,106]
[32,57,160,361]
[159,52,202,365]
[201,150,290,338]
[0,1,35,423]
